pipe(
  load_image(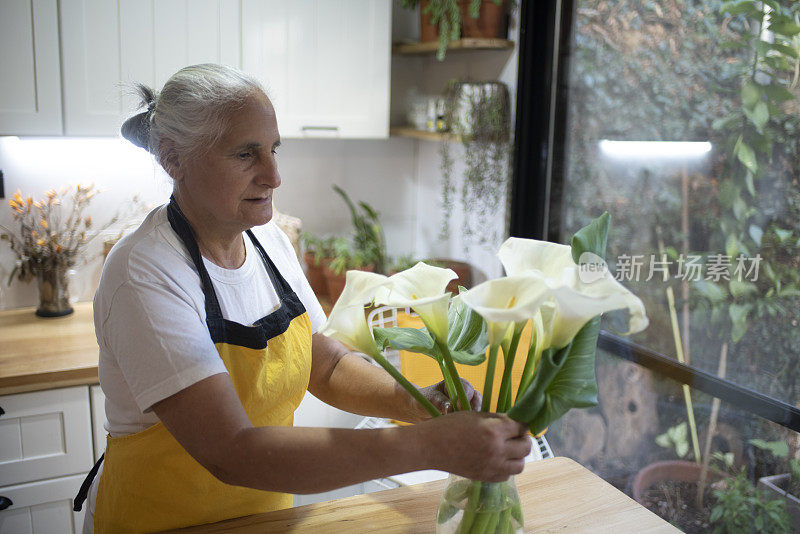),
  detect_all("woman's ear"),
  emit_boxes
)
[159,140,183,181]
